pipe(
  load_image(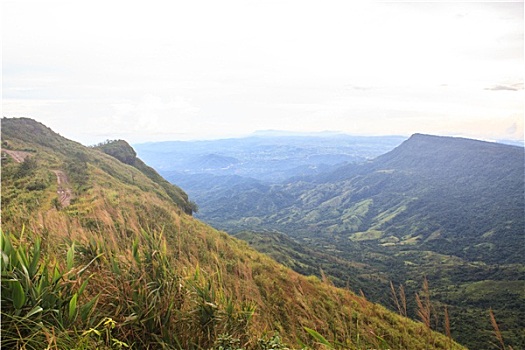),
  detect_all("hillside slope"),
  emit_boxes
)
[92,139,197,214]
[0,118,463,349]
